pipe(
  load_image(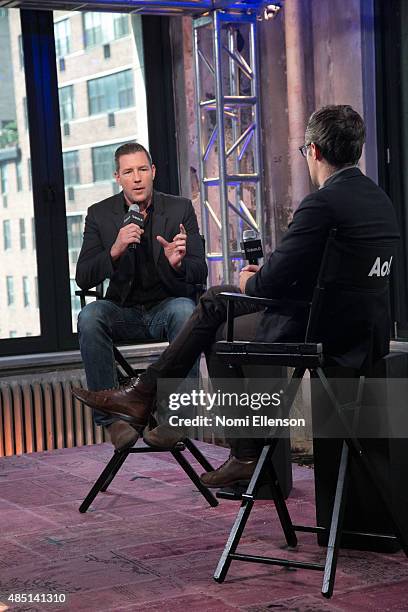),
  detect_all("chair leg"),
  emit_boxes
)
[79,450,128,513]
[317,367,408,557]
[264,445,298,548]
[214,444,297,583]
[321,441,349,598]
[183,438,215,472]
[171,448,219,507]
[100,450,129,492]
